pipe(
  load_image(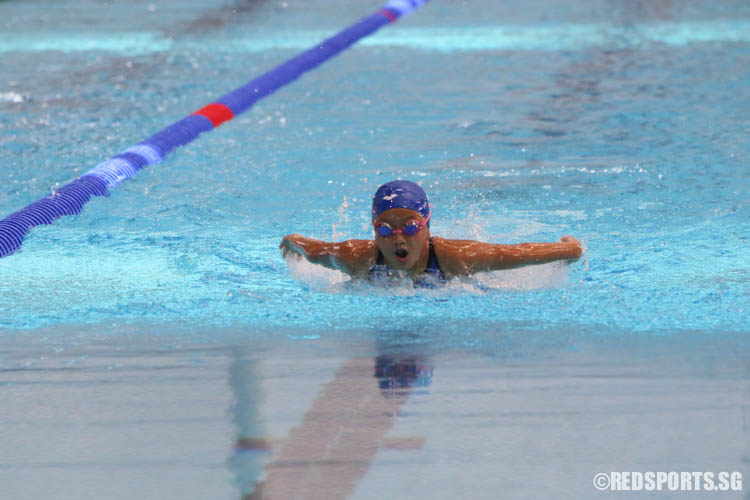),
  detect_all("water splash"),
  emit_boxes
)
[331,196,350,241]
[283,254,570,294]
[0,91,24,103]
[284,254,349,290]
[472,261,570,291]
